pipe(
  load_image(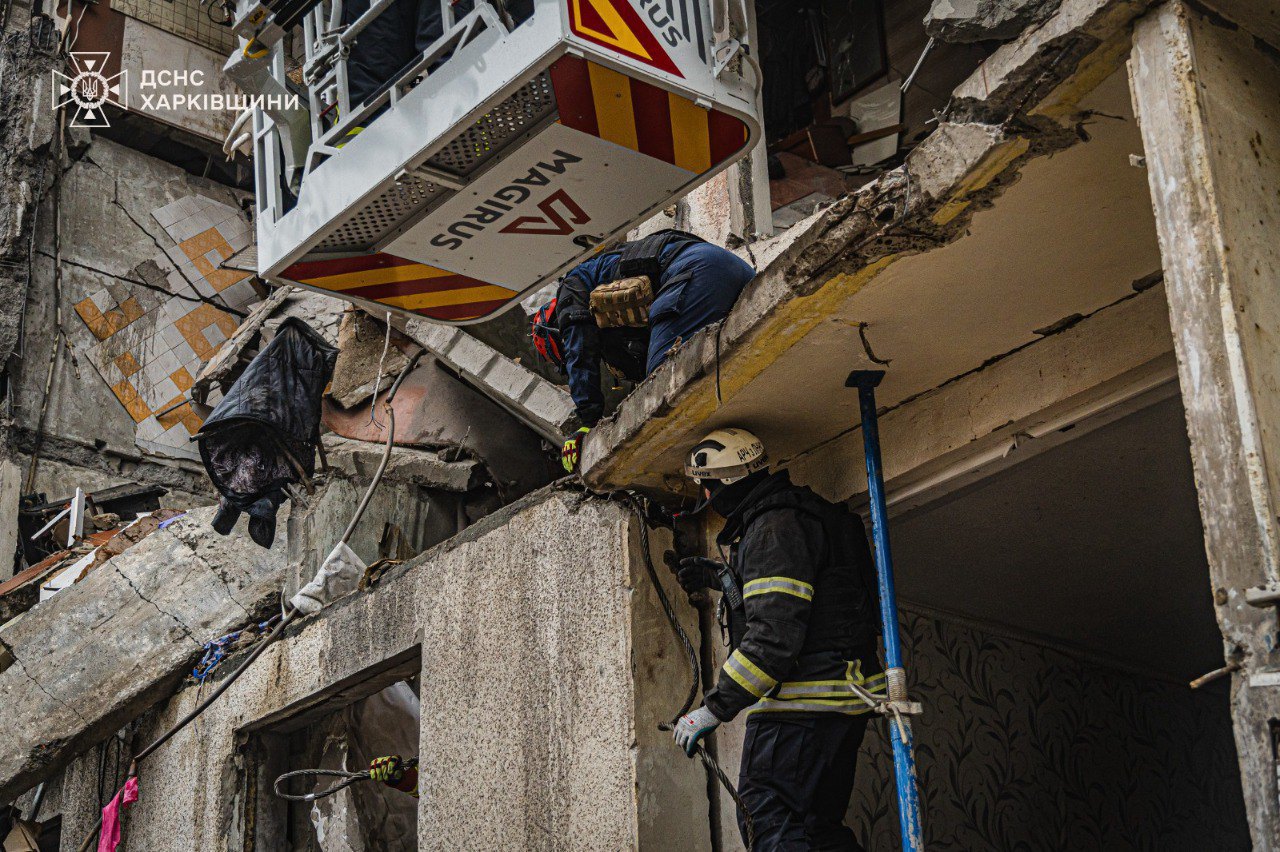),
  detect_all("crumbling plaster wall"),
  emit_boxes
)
[56,489,710,851]
[0,17,57,394]
[11,135,247,497]
[1130,2,1280,844]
